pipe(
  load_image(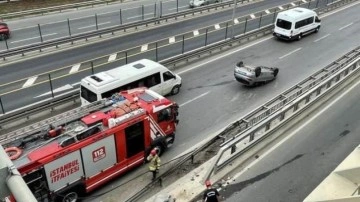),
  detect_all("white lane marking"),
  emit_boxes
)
[23,76,38,88]
[322,1,360,18]
[108,53,117,62]
[215,24,220,30]
[179,91,210,107]
[250,14,256,19]
[78,22,111,29]
[168,5,188,11]
[69,63,81,74]
[141,44,148,52]
[339,22,353,30]
[313,34,330,42]
[34,84,74,98]
[169,36,176,43]
[177,36,273,75]
[278,6,284,10]
[302,0,307,3]
[279,48,302,59]
[193,30,199,36]
[232,78,360,180]
[234,18,239,24]
[265,10,270,14]
[10,33,57,43]
[291,2,296,6]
